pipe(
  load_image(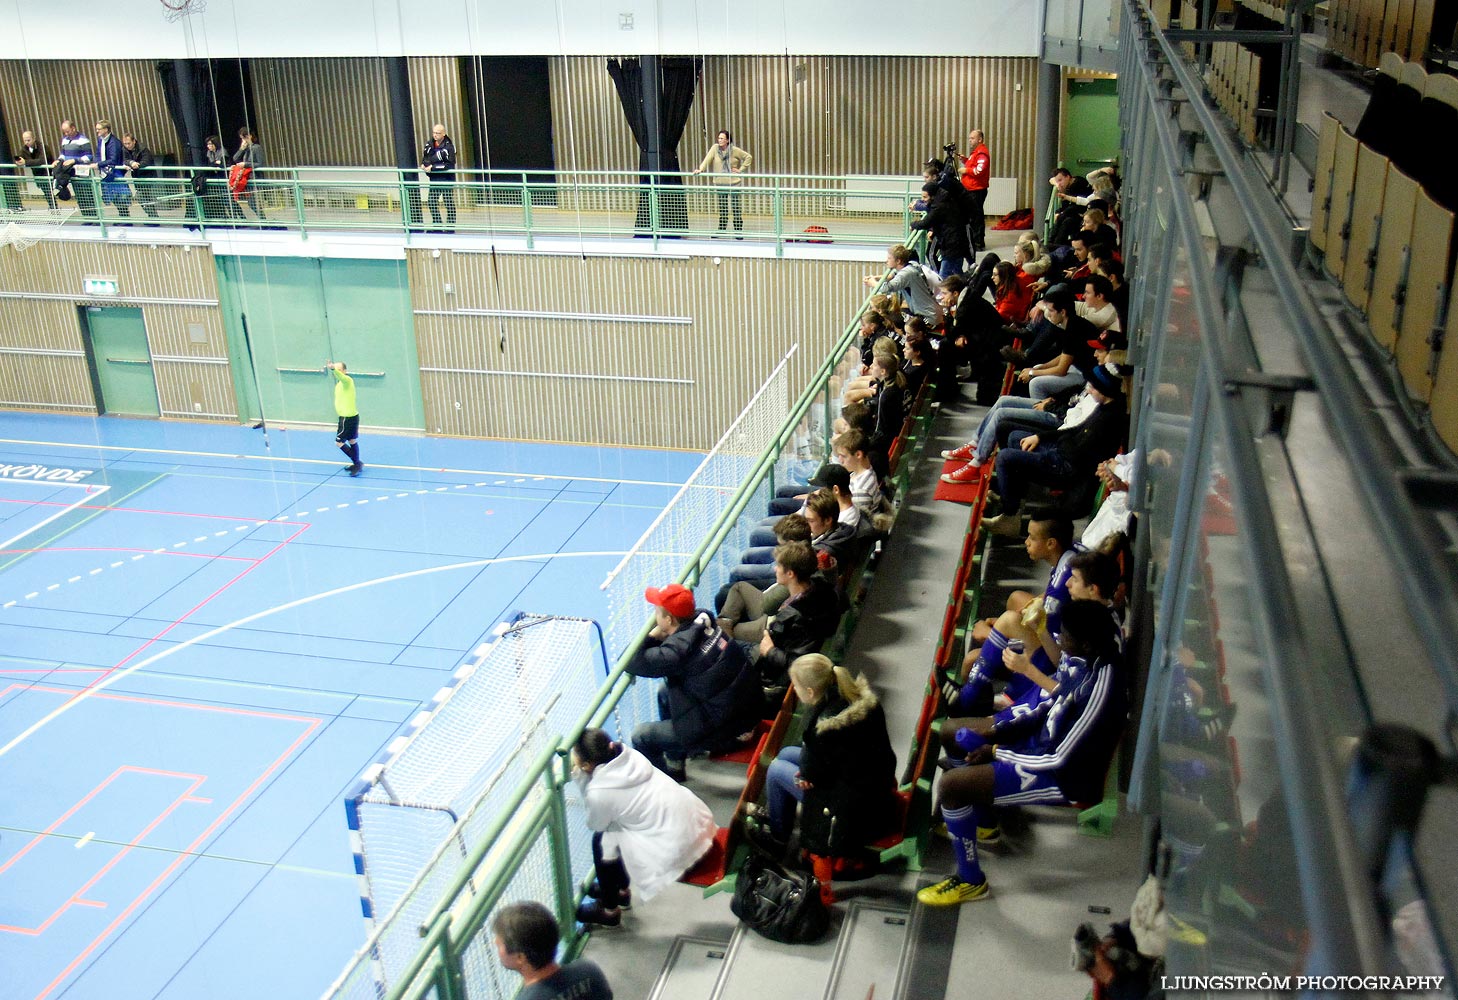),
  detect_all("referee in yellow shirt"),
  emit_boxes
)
[326,361,362,476]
